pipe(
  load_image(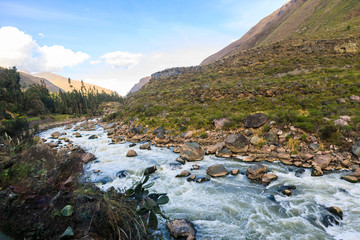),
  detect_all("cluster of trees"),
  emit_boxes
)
[0,67,122,119]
